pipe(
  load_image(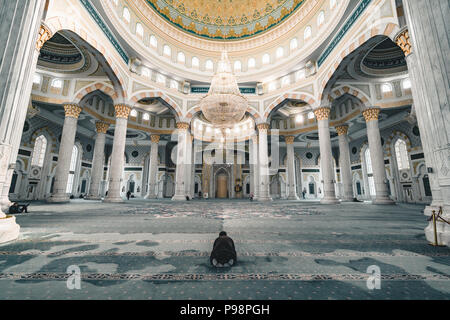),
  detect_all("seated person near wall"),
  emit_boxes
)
[210,231,237,268]
[9,202,29,214]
